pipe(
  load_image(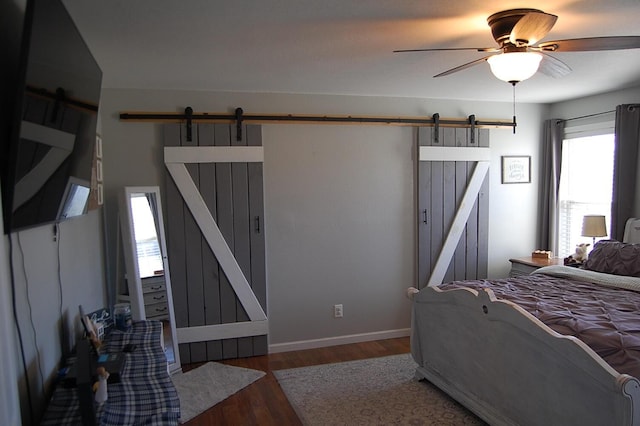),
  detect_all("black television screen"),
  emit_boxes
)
[1,0,102,233]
